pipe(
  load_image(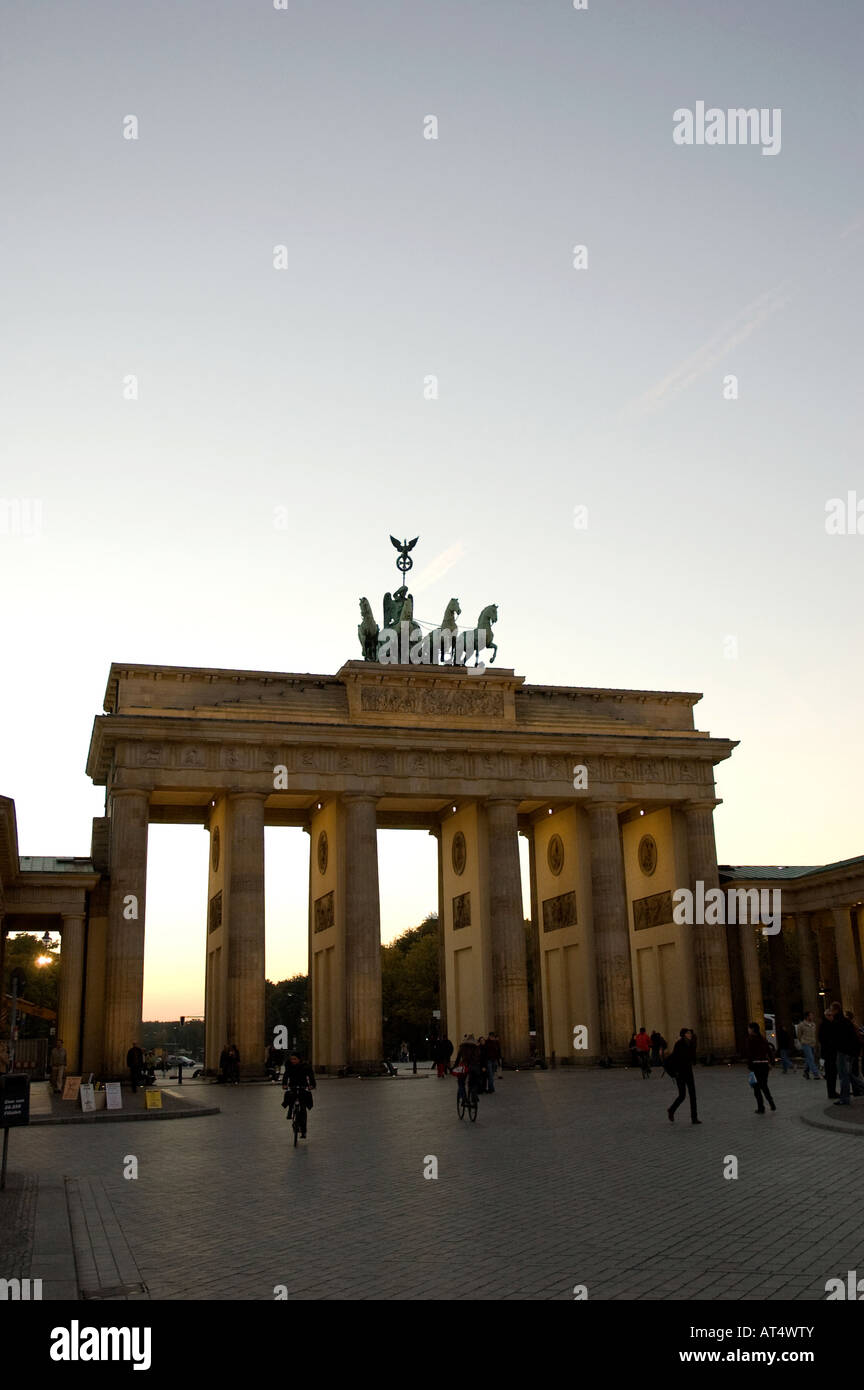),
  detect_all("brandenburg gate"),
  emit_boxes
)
[81,650,739,1076]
